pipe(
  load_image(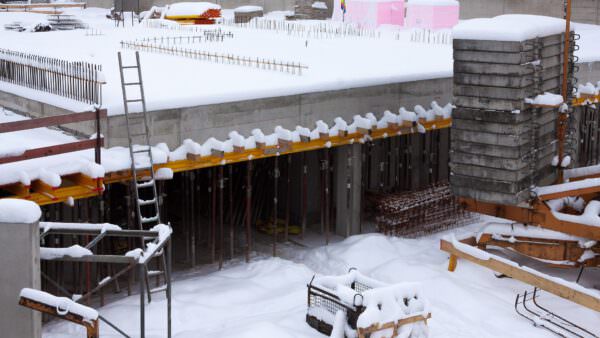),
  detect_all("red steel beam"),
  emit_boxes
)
[0,109,107,133]
[0,138,103,164]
